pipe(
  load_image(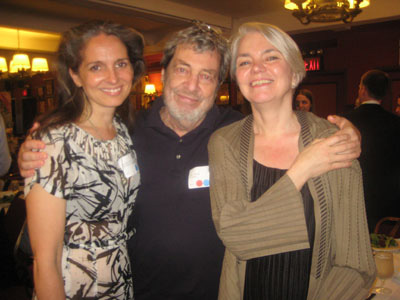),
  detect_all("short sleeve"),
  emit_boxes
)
[24,128,71,200]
